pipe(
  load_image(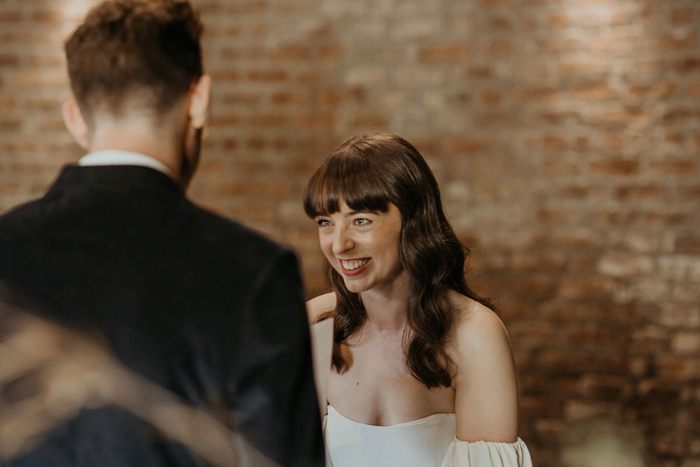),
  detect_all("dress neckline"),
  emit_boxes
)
[327,404,455,429]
